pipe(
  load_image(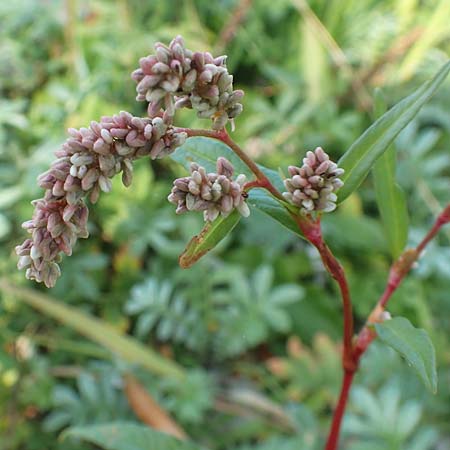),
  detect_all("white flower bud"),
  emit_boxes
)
[282,147,344,214]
